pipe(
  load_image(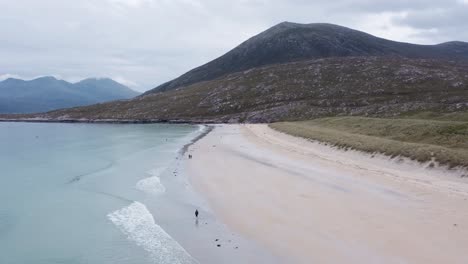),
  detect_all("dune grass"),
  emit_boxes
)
[399,111,468,122]
[270,116,468,170]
